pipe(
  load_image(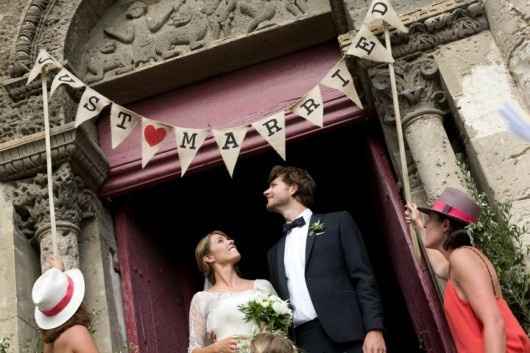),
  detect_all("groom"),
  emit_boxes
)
[265,165,386,353]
